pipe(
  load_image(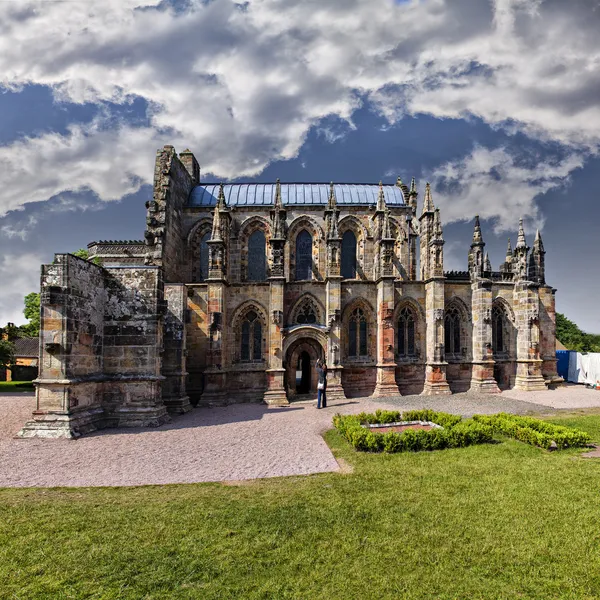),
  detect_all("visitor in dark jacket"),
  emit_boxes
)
[316,359,328,409]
